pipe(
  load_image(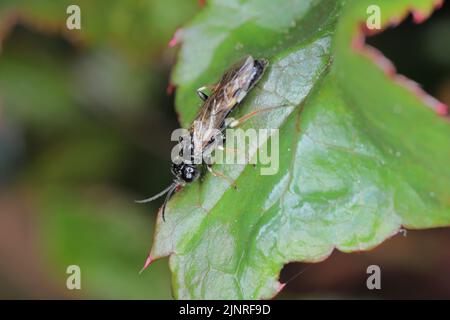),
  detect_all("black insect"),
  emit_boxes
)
[137,55,268,221]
